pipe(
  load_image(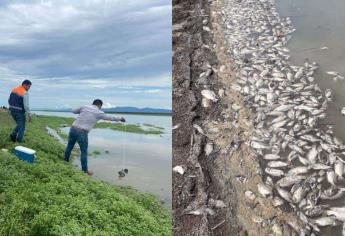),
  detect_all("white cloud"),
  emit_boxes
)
[0,0,171,109]
[102,102,112,108]
[145,89,161,94]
